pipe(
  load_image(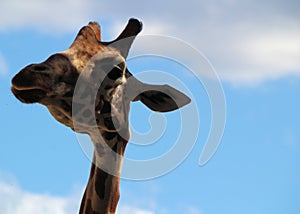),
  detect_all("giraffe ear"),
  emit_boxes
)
[135,84,191,112]
[107,18,143,58]
[125,71,191,112]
